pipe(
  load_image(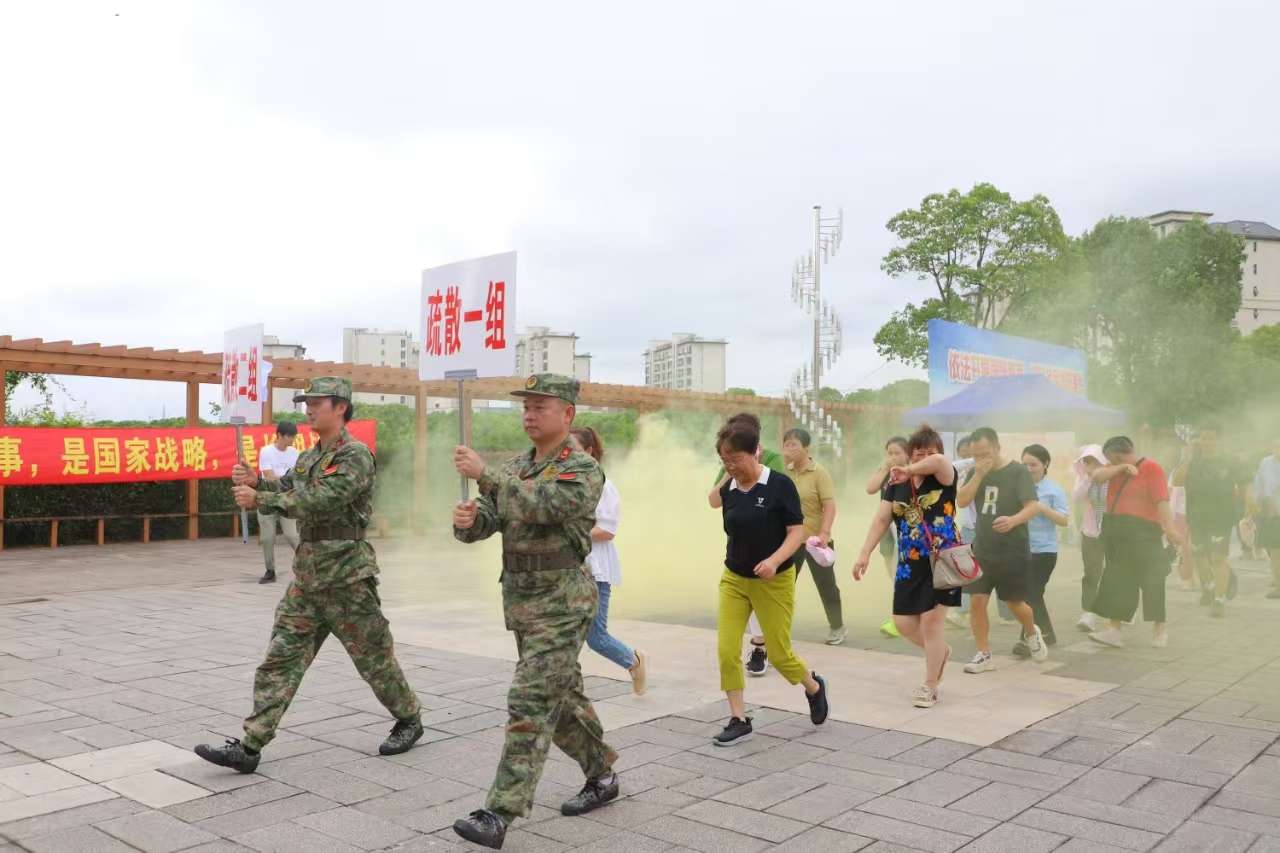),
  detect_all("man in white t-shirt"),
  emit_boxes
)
[257,422,300,583]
